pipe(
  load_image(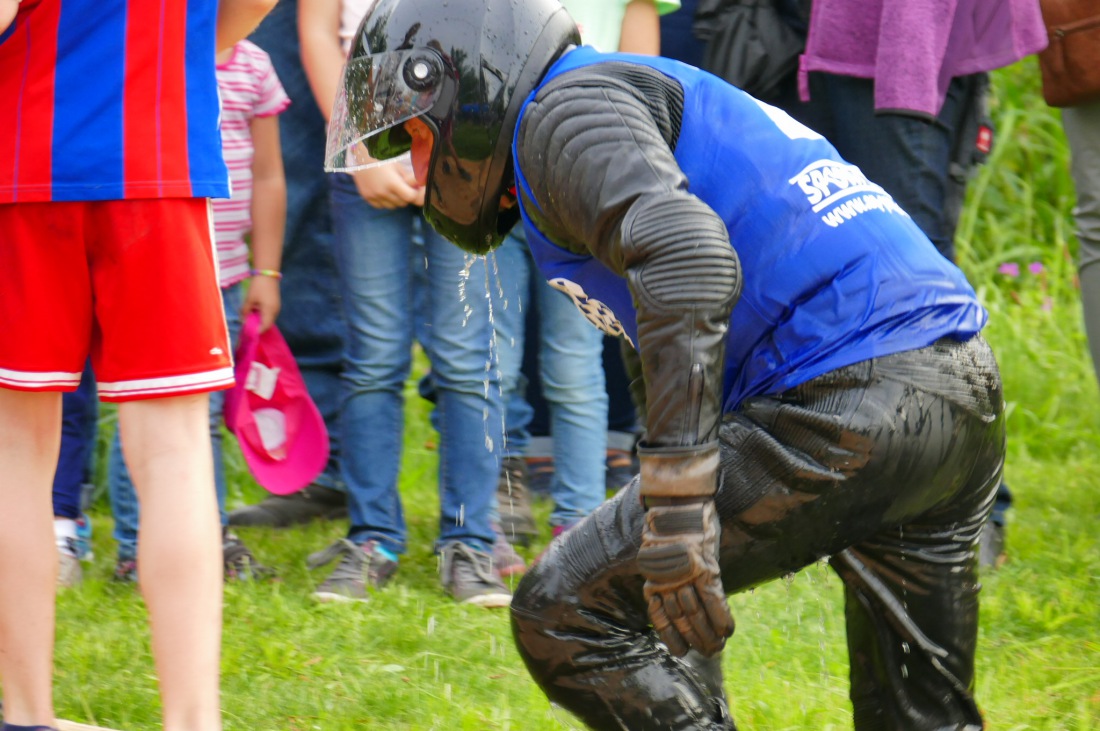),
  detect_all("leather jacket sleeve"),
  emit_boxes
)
[515,63,741,472]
